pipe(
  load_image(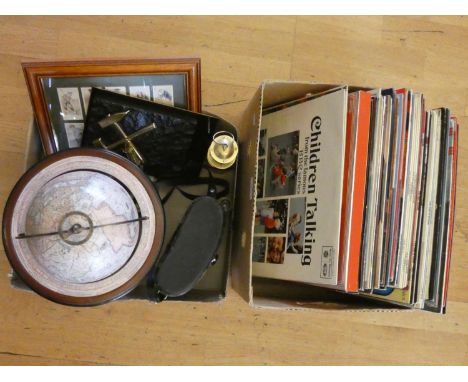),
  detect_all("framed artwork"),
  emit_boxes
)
[23,58,202,154]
